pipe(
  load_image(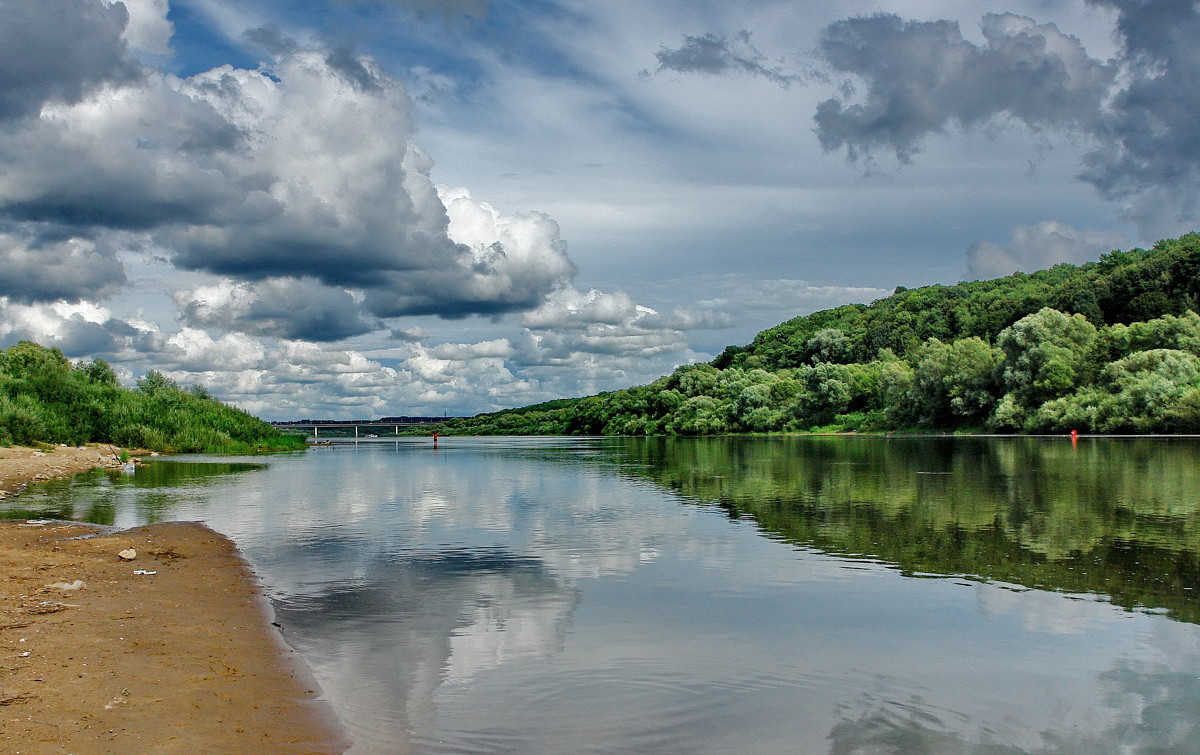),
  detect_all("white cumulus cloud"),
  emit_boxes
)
[966,221,1129,279]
